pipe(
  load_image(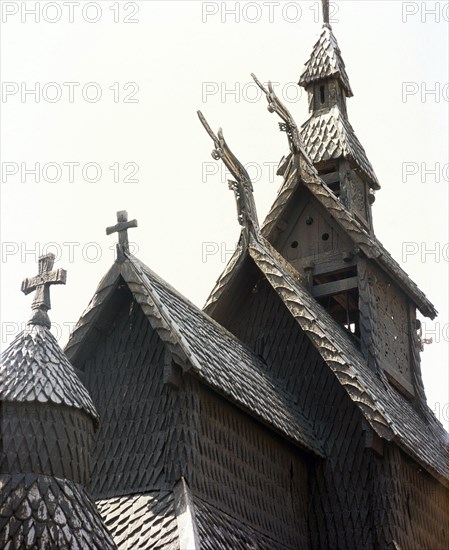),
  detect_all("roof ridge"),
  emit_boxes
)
[246,236,449,483]
[260,152,436,318]
[127,253,270,360]
[66,252,322,456]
